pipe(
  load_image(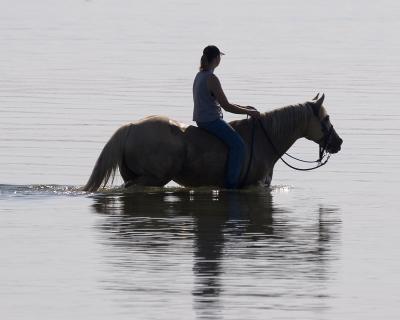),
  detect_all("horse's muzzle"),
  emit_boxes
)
[327,137,343,154]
